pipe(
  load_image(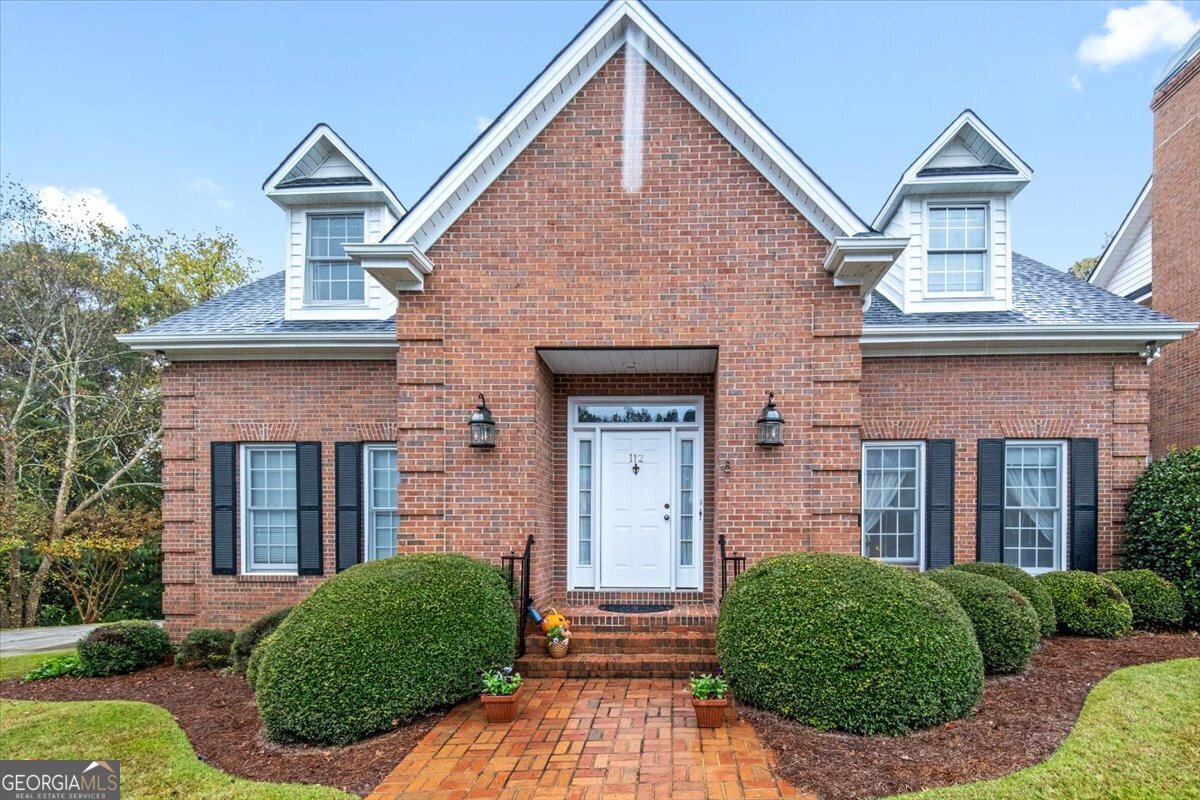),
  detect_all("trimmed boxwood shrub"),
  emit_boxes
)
[244,631,276,691]
[77,621,173,677]
[174,628,235,669]
[232,607,292,674]
[1104,569,1185,630]
[947,562,1057,638]
[927,569,1040,674]
[716,553,983,735]
[1122,446,1200,629]
[255,553,516,745]
[1037,571,1133,637]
